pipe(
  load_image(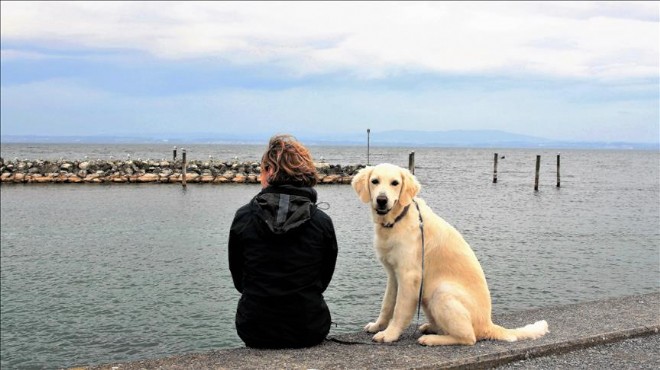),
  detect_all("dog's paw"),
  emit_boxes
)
[364,322,382,333]
[372,329,400,343]
[418,323,437,334]
[418,334,440,346]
